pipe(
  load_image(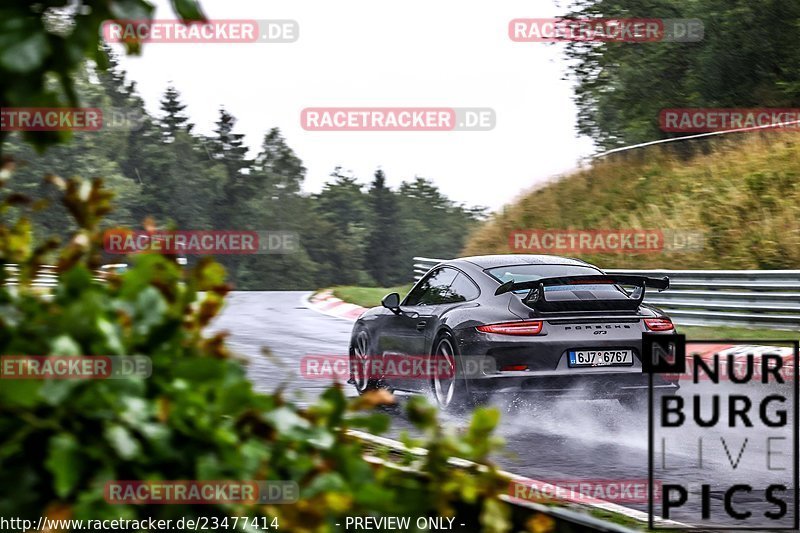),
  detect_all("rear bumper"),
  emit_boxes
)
[465,370,679,397]
[454,317,678,398]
